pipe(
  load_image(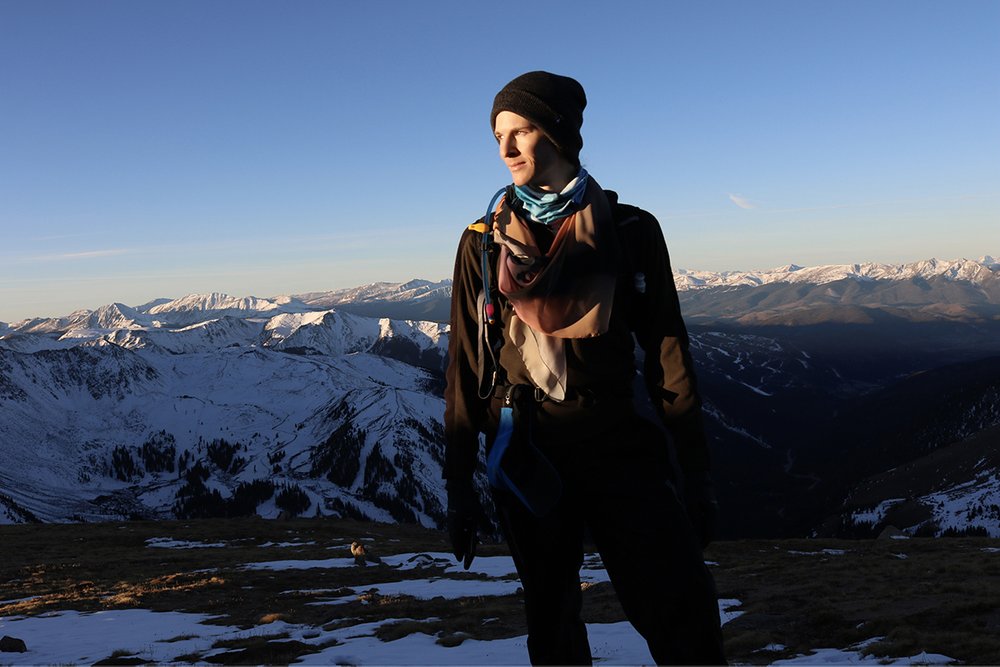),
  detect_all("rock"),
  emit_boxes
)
[351,540,382,565]
[351,541,368,567]
[0,635,27,652]
[877,525,907,540]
